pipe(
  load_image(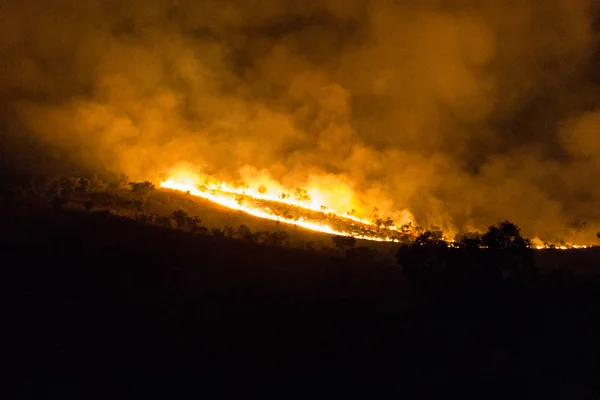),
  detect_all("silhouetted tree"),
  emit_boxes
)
[414,229,446,248]
[129,181,155,209]
[252,231,265,243]
[268,231,289,246]
[393,222,415,244]
[237,224,253,241]
[257,185,267,195]
[396,227,449,287]
[171,209,189,229]
[454,232,483,251]
[293,188,310,201]
[212,228,225,238]
[383,217,394,229]
[186,216,201,231]
[482,221,530,250]
[481,221,534,279]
